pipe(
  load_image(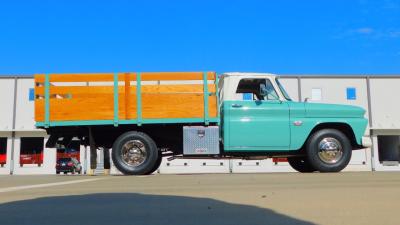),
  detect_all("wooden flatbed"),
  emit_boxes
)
[34,72,219,127]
